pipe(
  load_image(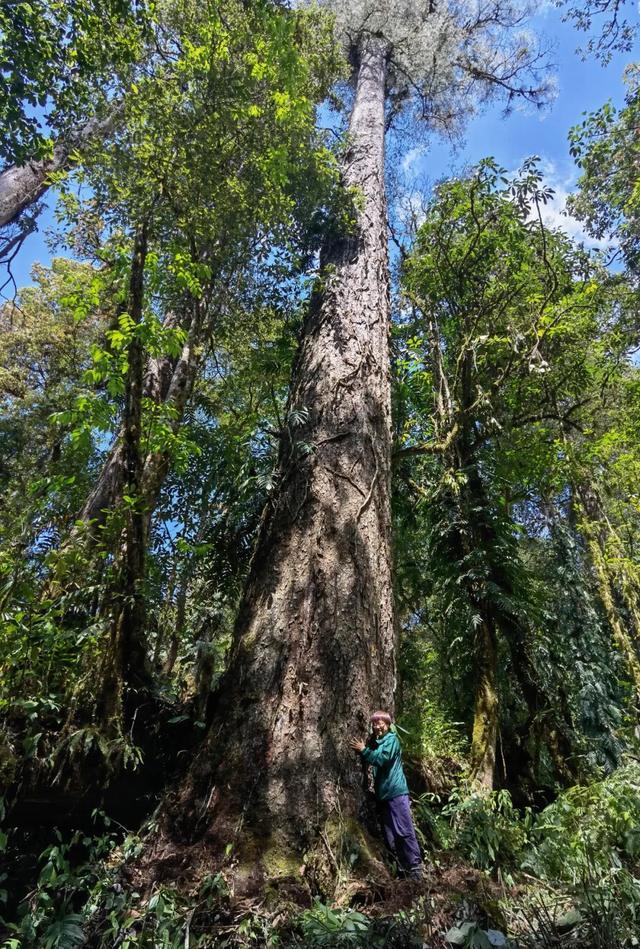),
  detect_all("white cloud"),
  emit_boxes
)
[523,157,603,248]
[401,145,427,174]
[537,186,590,242]
[533,0,557,15]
